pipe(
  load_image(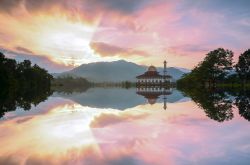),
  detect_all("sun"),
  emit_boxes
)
[0,12,104,67]
[35,15,100,66]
